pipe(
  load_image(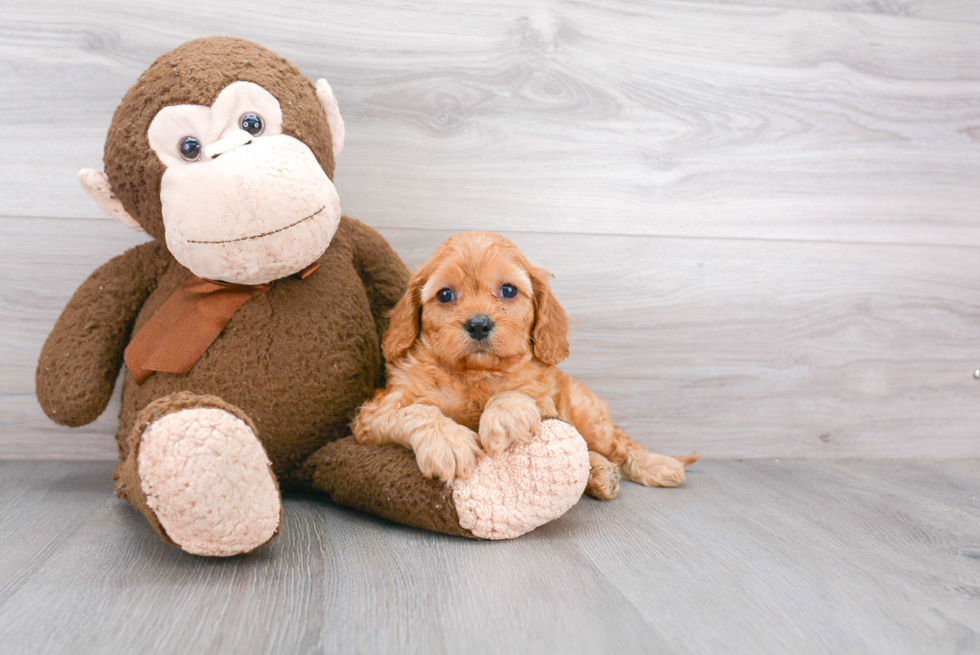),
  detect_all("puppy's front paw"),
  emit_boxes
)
[478,392,542,453]
[623,451,686,488]
[412,422,482,485]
